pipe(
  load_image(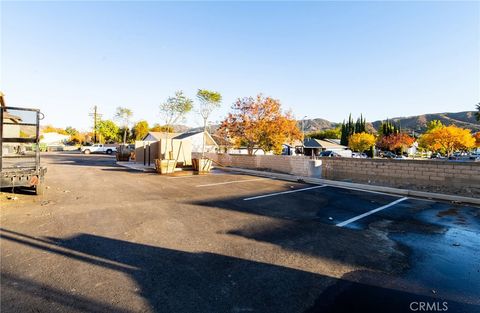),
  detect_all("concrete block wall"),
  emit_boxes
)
[193,152,321,177]
[195,152,480,197]
[320,158,480,197]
